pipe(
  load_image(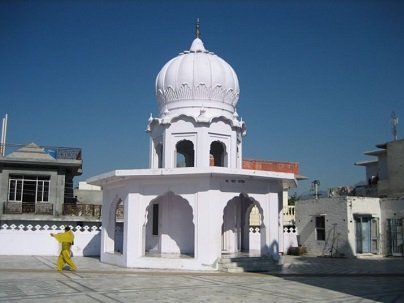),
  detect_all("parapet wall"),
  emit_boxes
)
[0,224,101,256]
[0,223,298,257]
